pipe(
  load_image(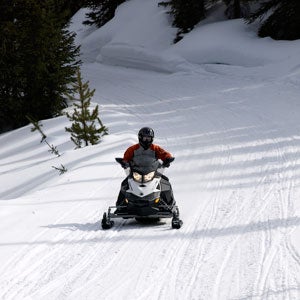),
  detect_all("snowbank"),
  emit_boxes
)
[70,1,300,73]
